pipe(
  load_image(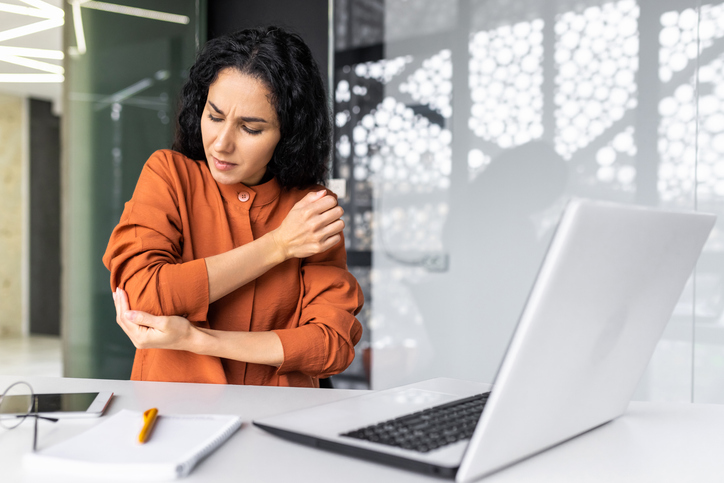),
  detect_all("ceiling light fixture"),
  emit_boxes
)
[17,0,63,17]
[68,1,189,58]
[0,46,63,59]
[80,2,189,24]
[0,2,57,18]
[70,0,86,54]
[0,0,65,83]
[0,73,63,82]
[0,54,63,74]
[0,0,189,84]
[0,16,63,43]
